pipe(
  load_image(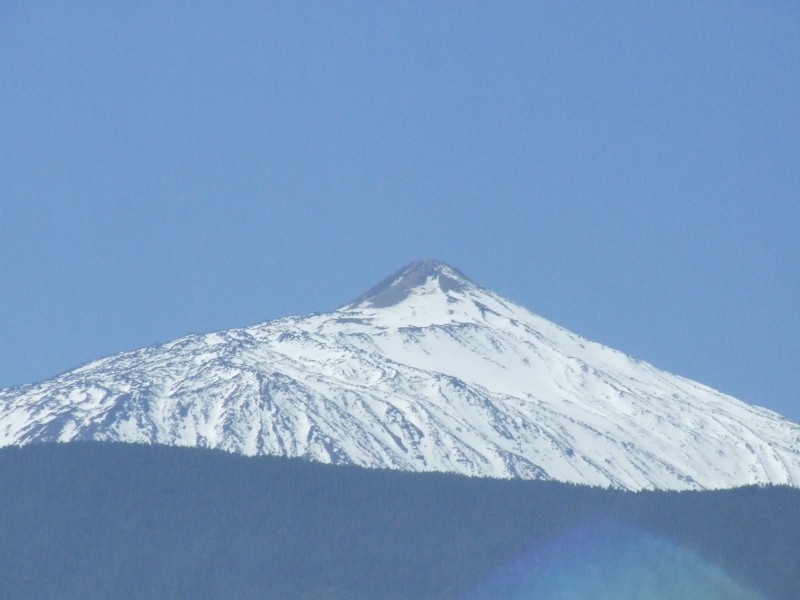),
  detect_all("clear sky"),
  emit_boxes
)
[2,3,799,420]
